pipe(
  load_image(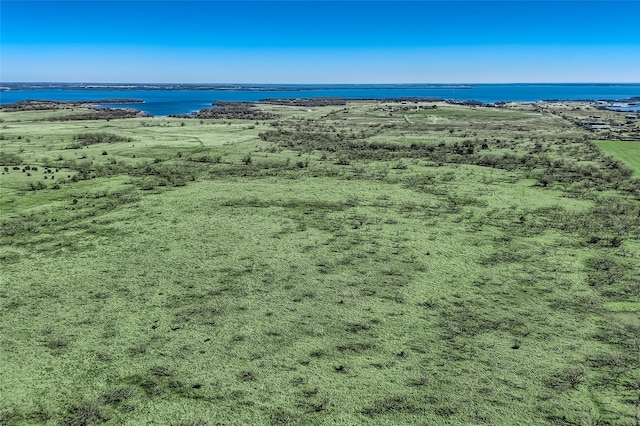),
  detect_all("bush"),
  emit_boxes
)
[0,152,20,166]
[584,255,625,287]
[73,132,132,146]
[28,181,47,191]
